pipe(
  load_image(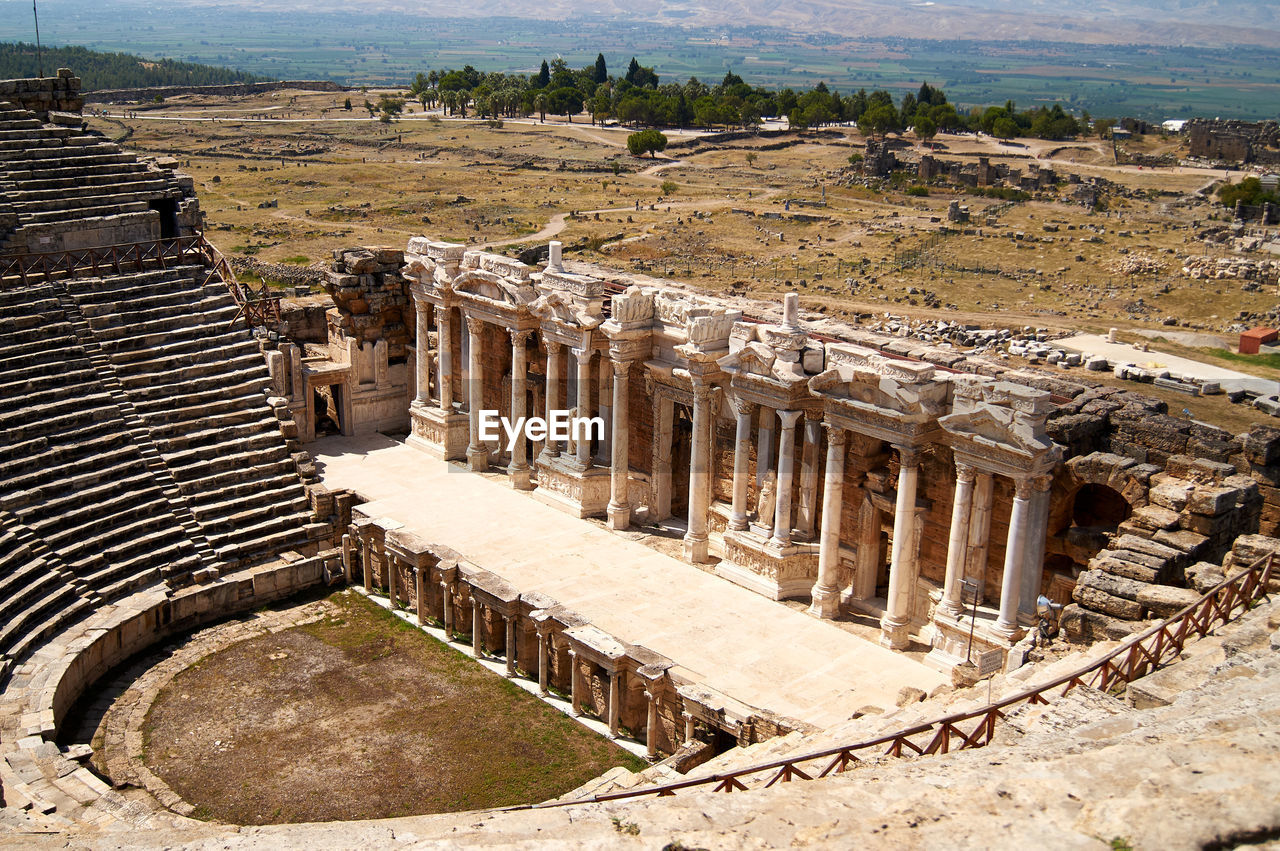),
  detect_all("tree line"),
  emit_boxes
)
[402,56,1101,141]
[0,42,267,91]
